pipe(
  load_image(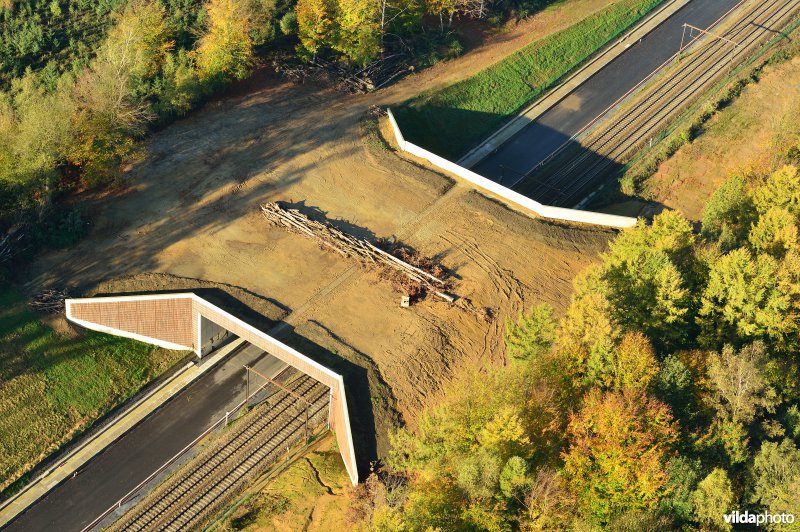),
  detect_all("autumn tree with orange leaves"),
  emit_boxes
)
[562,389,678,523]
